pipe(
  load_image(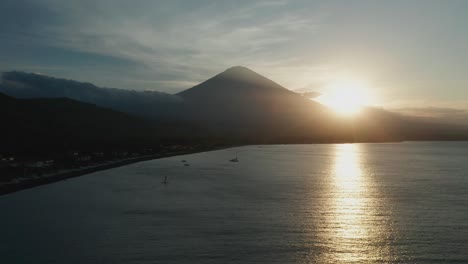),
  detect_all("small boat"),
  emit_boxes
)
[162,176,168,184]
[181,160,186,162]
[229,156,239,162]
